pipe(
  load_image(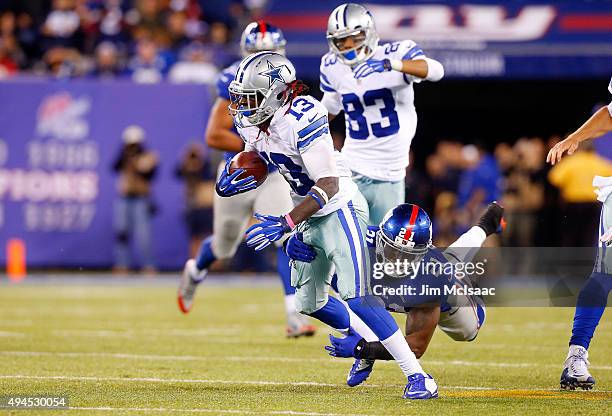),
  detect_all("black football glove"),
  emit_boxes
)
[476,201,505,236]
